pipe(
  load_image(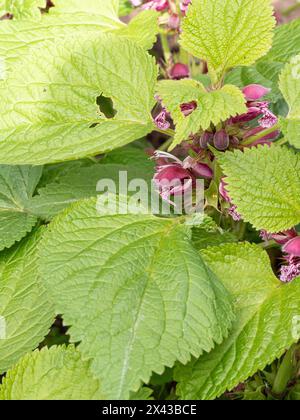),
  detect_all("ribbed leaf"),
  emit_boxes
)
[175,243,300,400]
[157,79,246,148]
[0,0,45,19]
[0,165,42,250]
[38,198,234,399]
[0,231,54,373]
[181,0,275,80]
[218,145,300,232]
[279,54,300,147]
[0,33,157,164]
[0,346,104,400]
